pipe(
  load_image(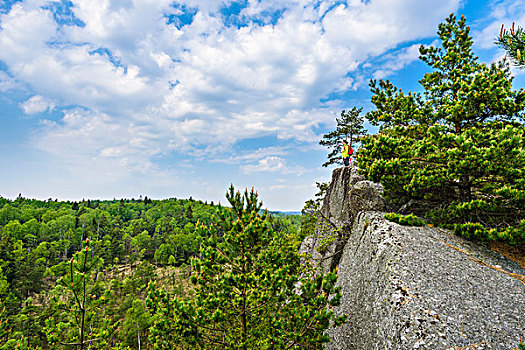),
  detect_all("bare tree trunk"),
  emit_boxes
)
[241,244,247,350]
[459,174,472,202]
[80,305,85,350]
[136,324,141,350]
[80,224,85,250]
